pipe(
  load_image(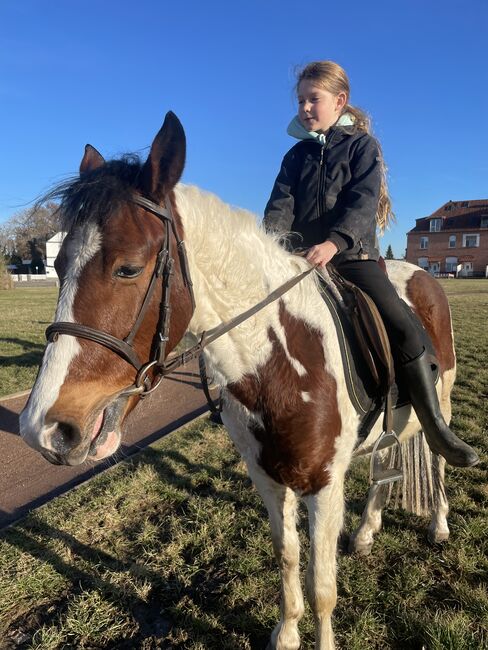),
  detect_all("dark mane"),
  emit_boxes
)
[39,155,143,232]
